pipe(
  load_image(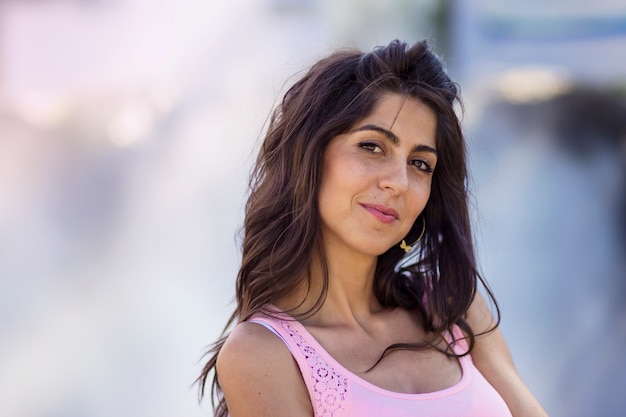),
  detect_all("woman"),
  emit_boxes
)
[198,40,548,416]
